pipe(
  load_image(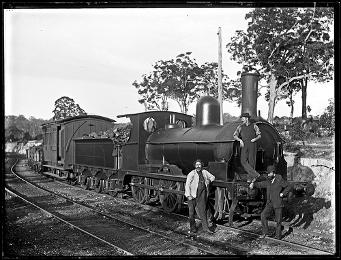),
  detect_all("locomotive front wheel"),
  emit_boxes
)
[131,176,148,204]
